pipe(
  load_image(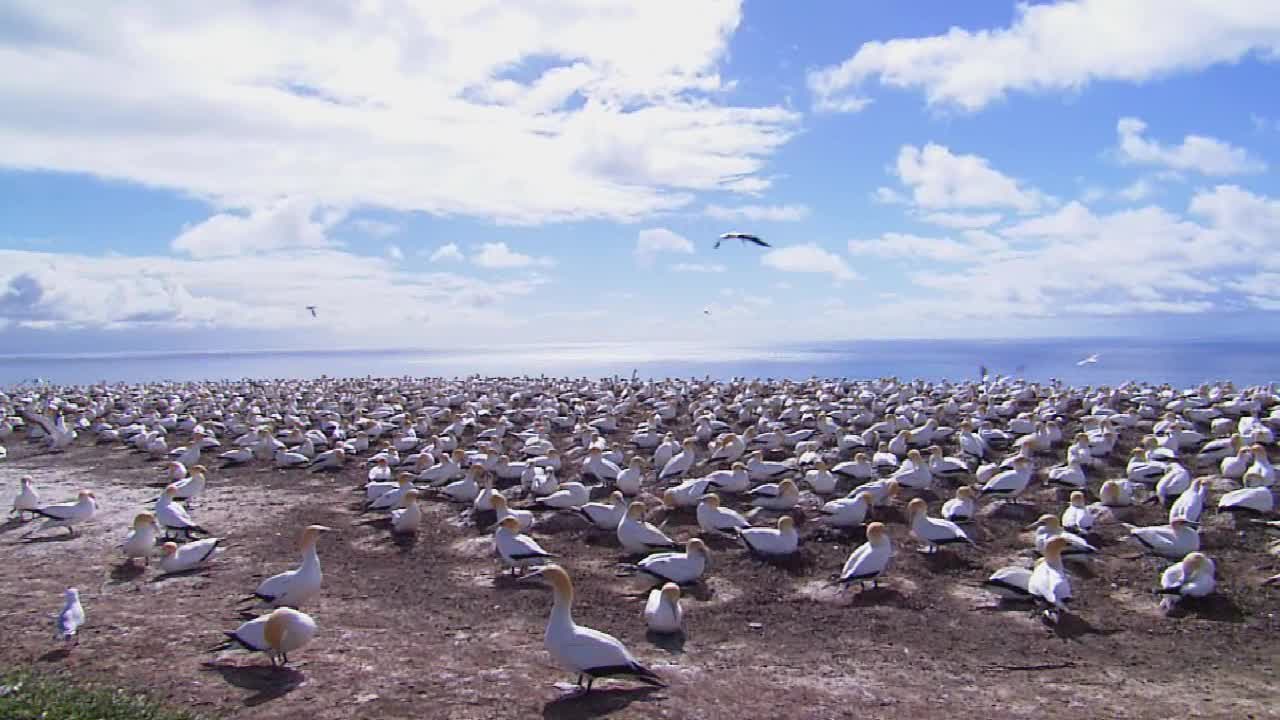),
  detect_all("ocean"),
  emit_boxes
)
[1,338,1276,389]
